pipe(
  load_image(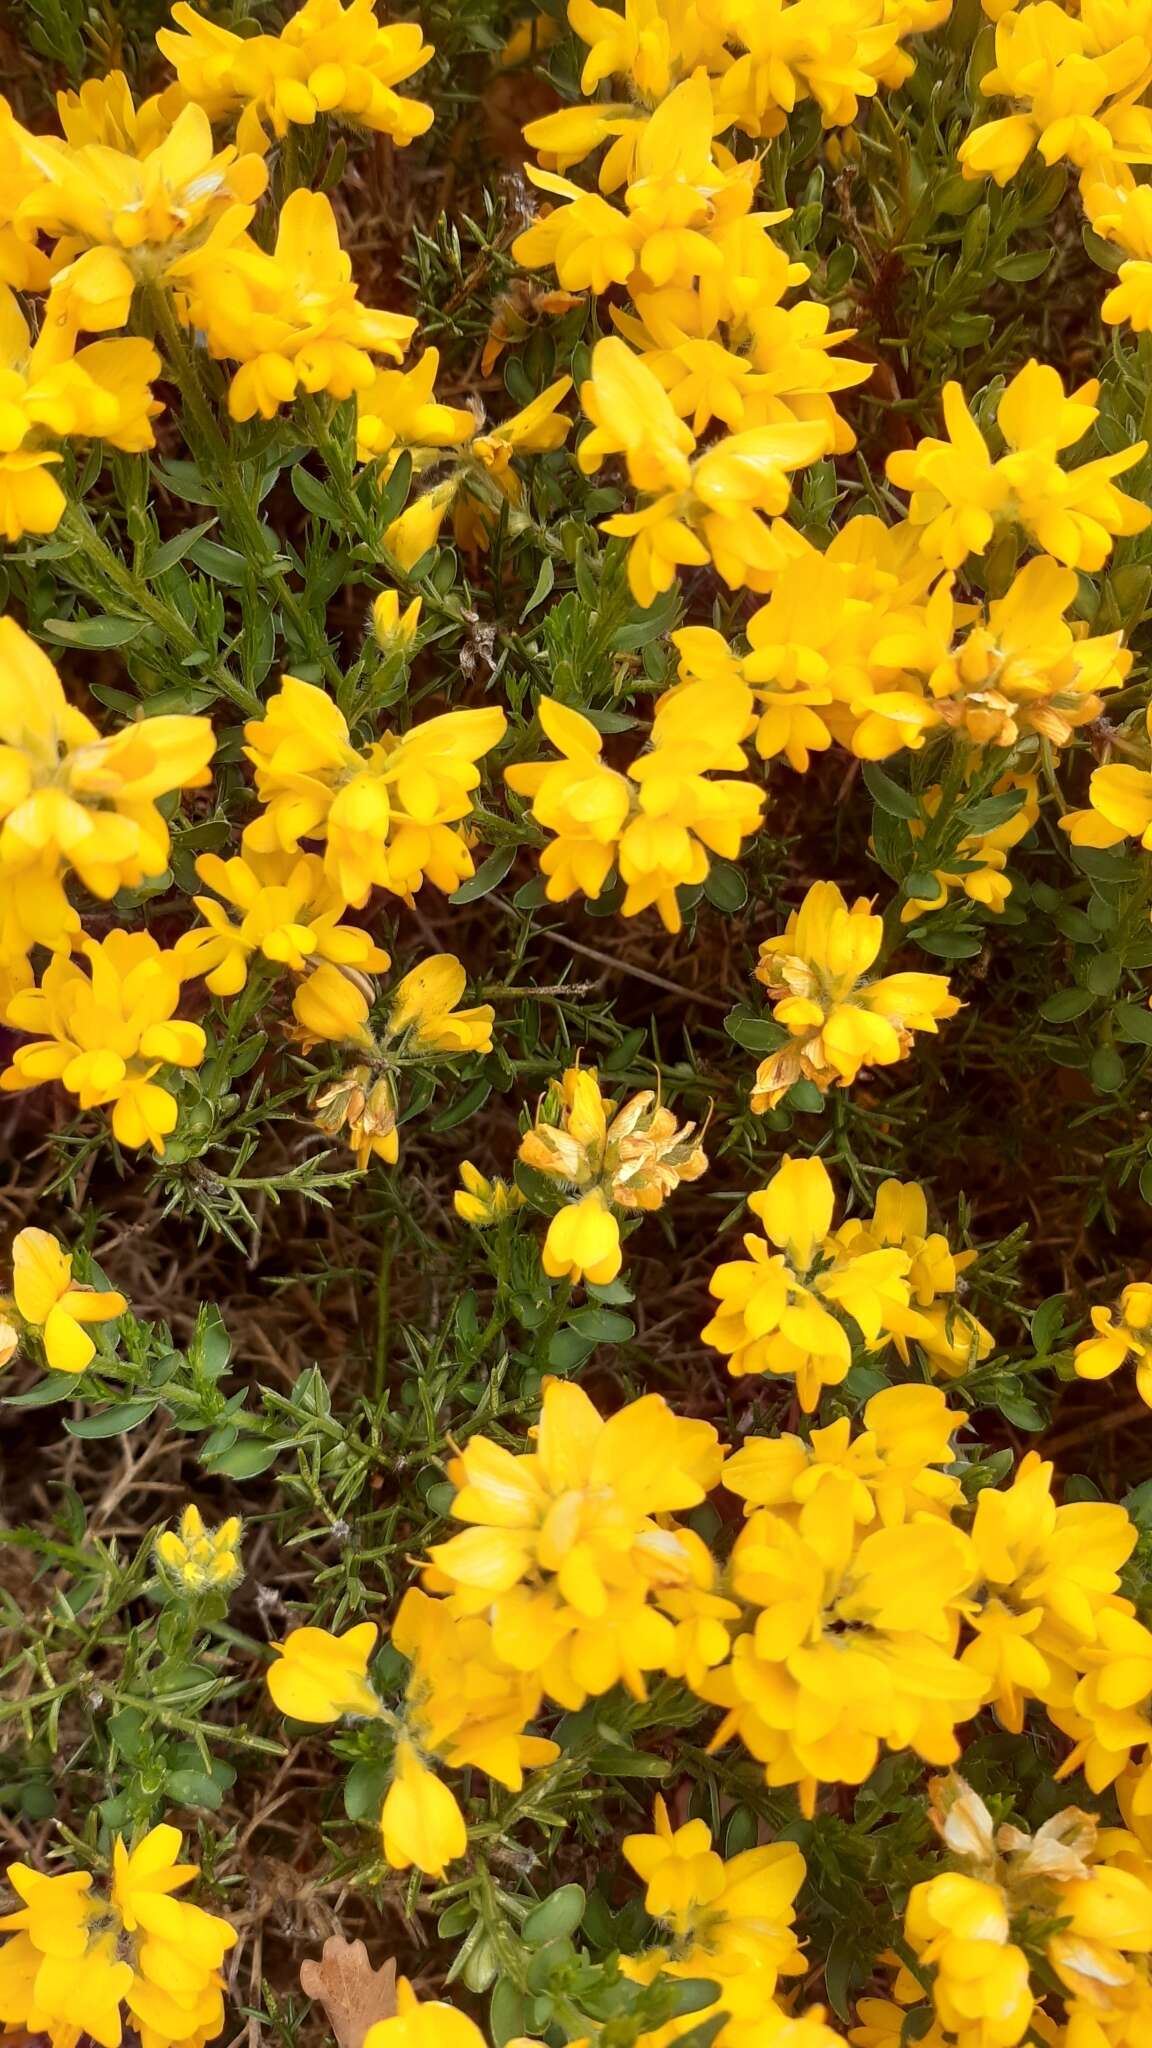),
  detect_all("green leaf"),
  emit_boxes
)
[145,521,217,575]
[862,762,920,819]
[996,1390,1045,1431]
[1090,1043,1126,1092]
[431,1079,493,1131]
[520,556,555,618]
[1113,1001,1152,1045]
[450,846,517,904]
[189,538,251,584]
[521,1885,586,1946]
[201,1437,279,1478]
[64,1401,158,1439]
[546,1328,596,1373]
[291,465,343,522]
[703,861,748,913]
[164,1769,224,1810]
[42,614,145,648]
[994,249,1053,282]
[344,1760,391,1822]
[567,1306,635,1343]
[1030,1295,1067,1355]
[581,1748,671,1777]
[724,1007,787,1052]
[1039,987,1095,1022]
[912,927,982,959]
